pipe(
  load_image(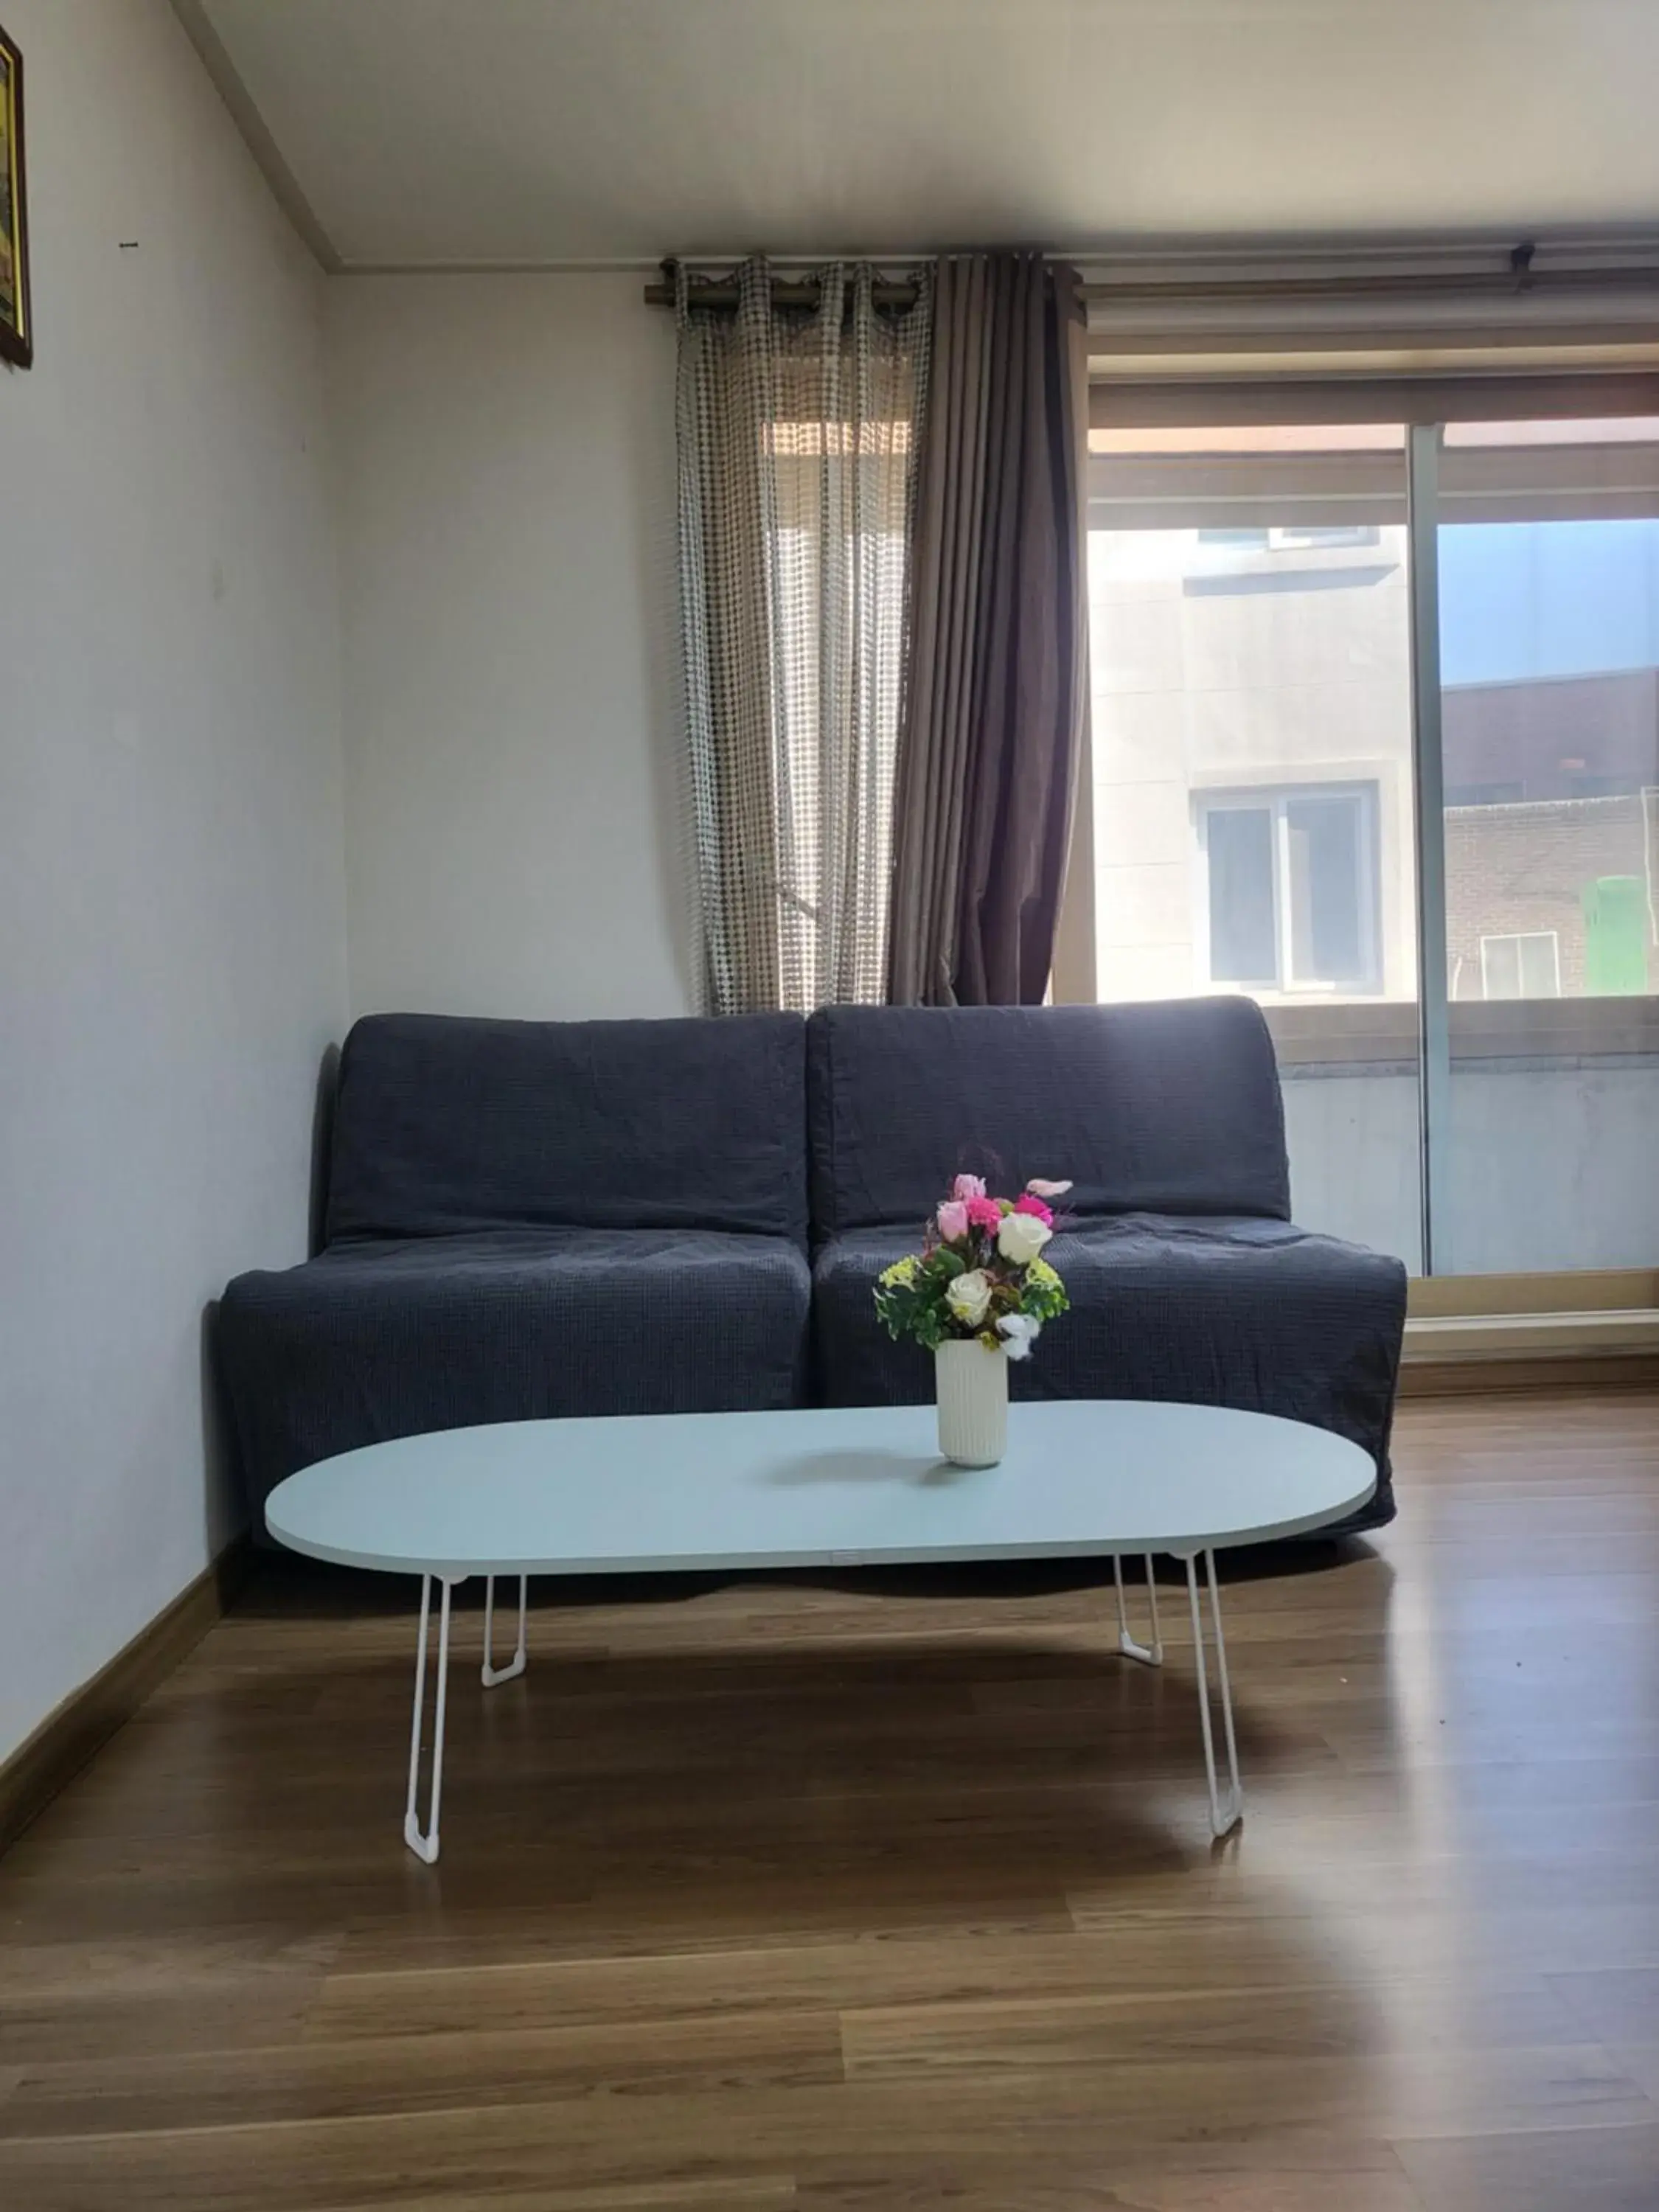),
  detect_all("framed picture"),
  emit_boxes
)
[1,18,31,370]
